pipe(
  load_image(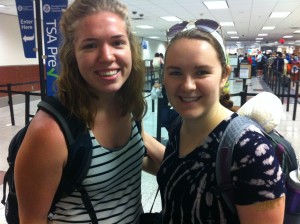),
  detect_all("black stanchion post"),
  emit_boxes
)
[7,83,15,126]
[286,77,291,112]
[156,97,162,142]
[292,81,299,121]
[25,92,30,124]
[35,0,46,100]
[281,75,285,104]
